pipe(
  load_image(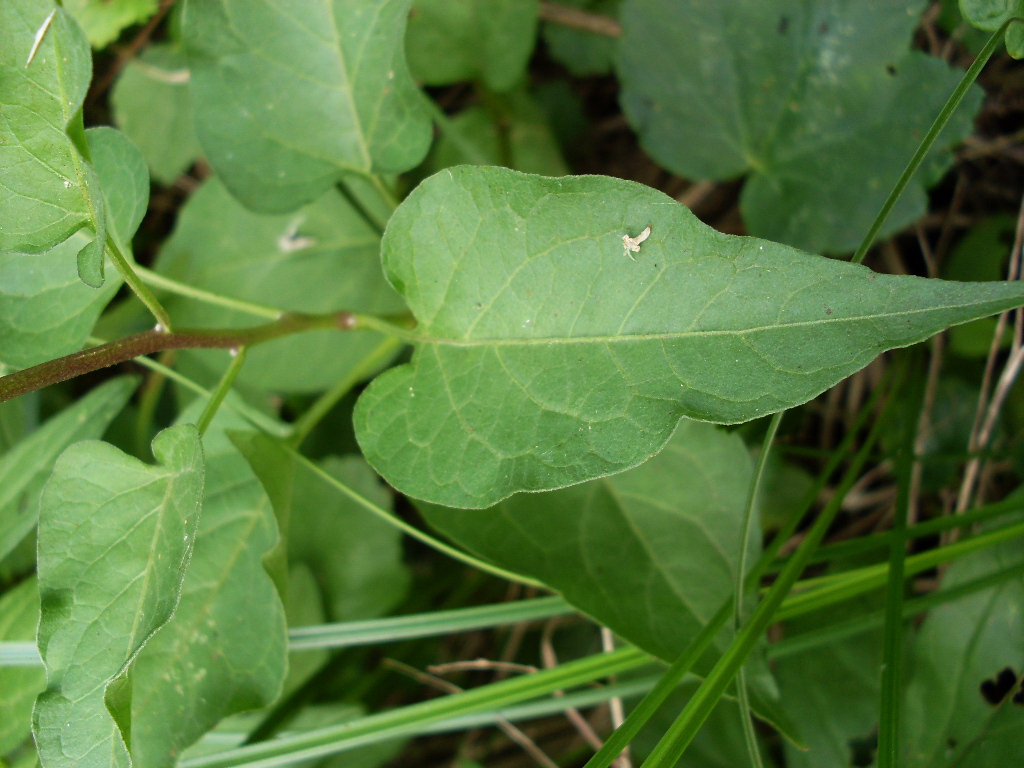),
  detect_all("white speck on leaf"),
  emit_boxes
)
[622,225,652,260]
[26,9,56,68]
